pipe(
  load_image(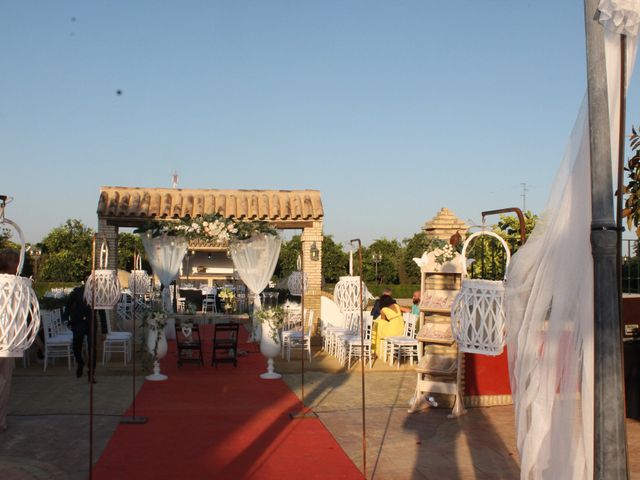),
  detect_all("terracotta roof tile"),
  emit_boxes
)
[97,186,323,221]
